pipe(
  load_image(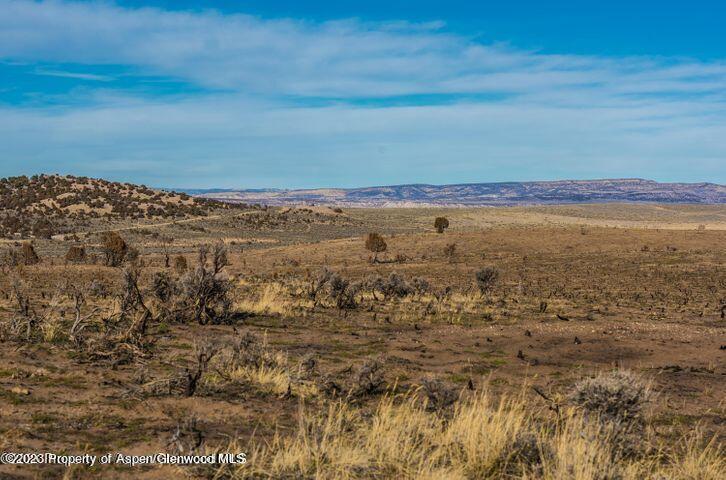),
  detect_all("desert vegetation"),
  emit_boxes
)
[0,174,245,239]
[0,181,723,479]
